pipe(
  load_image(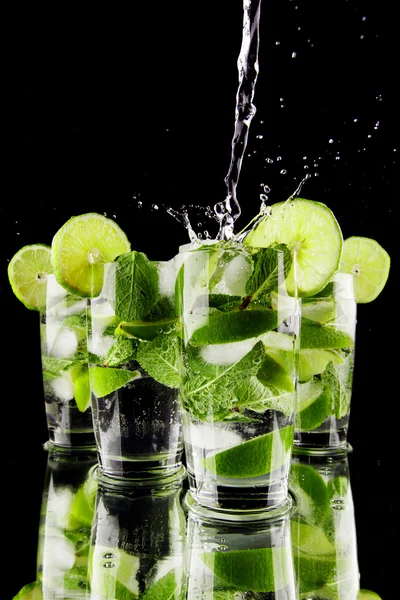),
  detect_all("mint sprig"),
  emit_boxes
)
[245,243,292,302]
[136,332,179,388]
